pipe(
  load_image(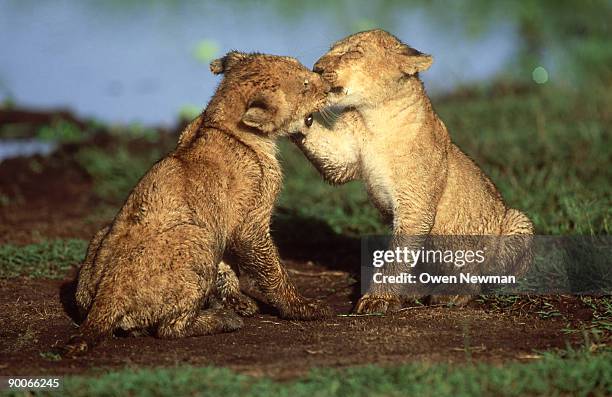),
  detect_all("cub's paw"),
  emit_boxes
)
[226,293,259,317]
[61,335,90,358]
[218,310,245,332]
[280,299,333,320]
[354,293,401,315]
